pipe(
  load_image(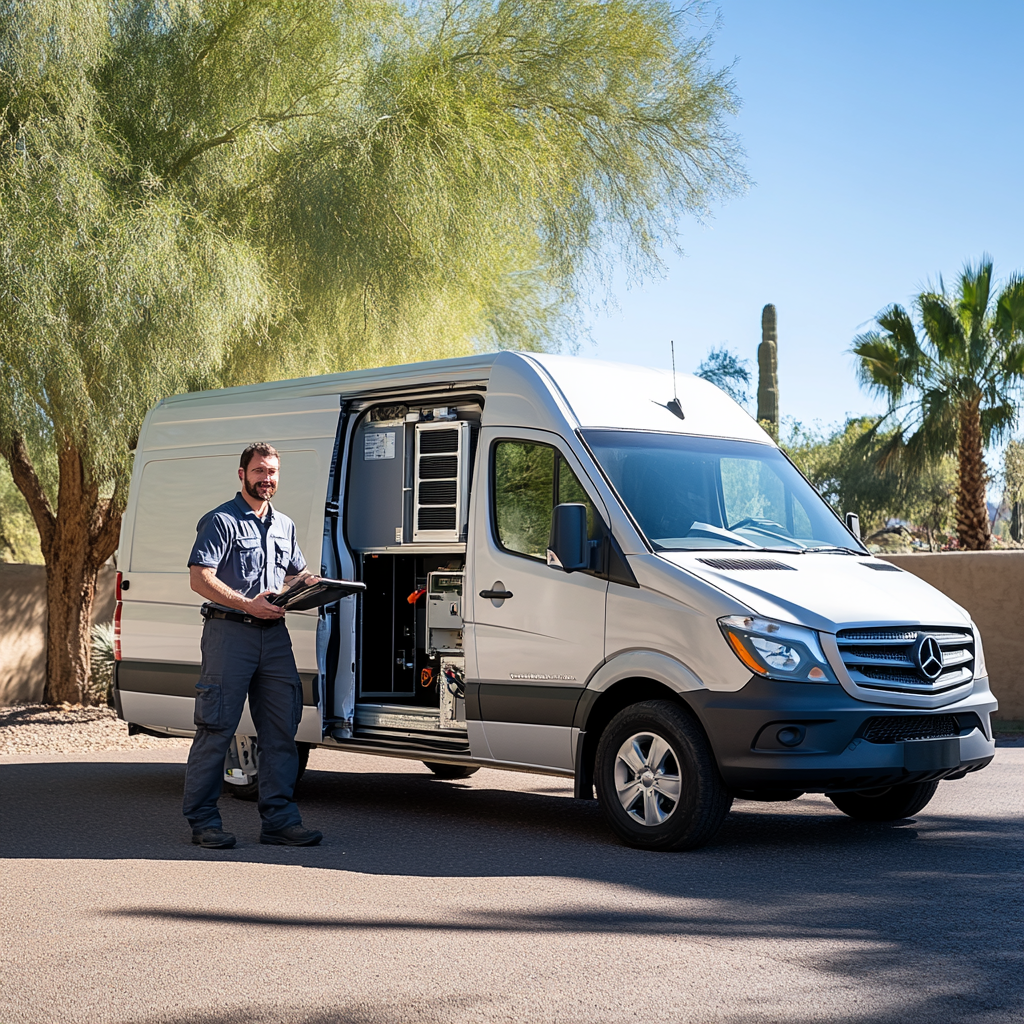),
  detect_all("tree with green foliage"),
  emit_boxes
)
[696,347,751,404]
[0,1,745,702]
[853,257,1024,550]
[784,416,956,546]
[1002,439,1024,542]
[0,462,43,564]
